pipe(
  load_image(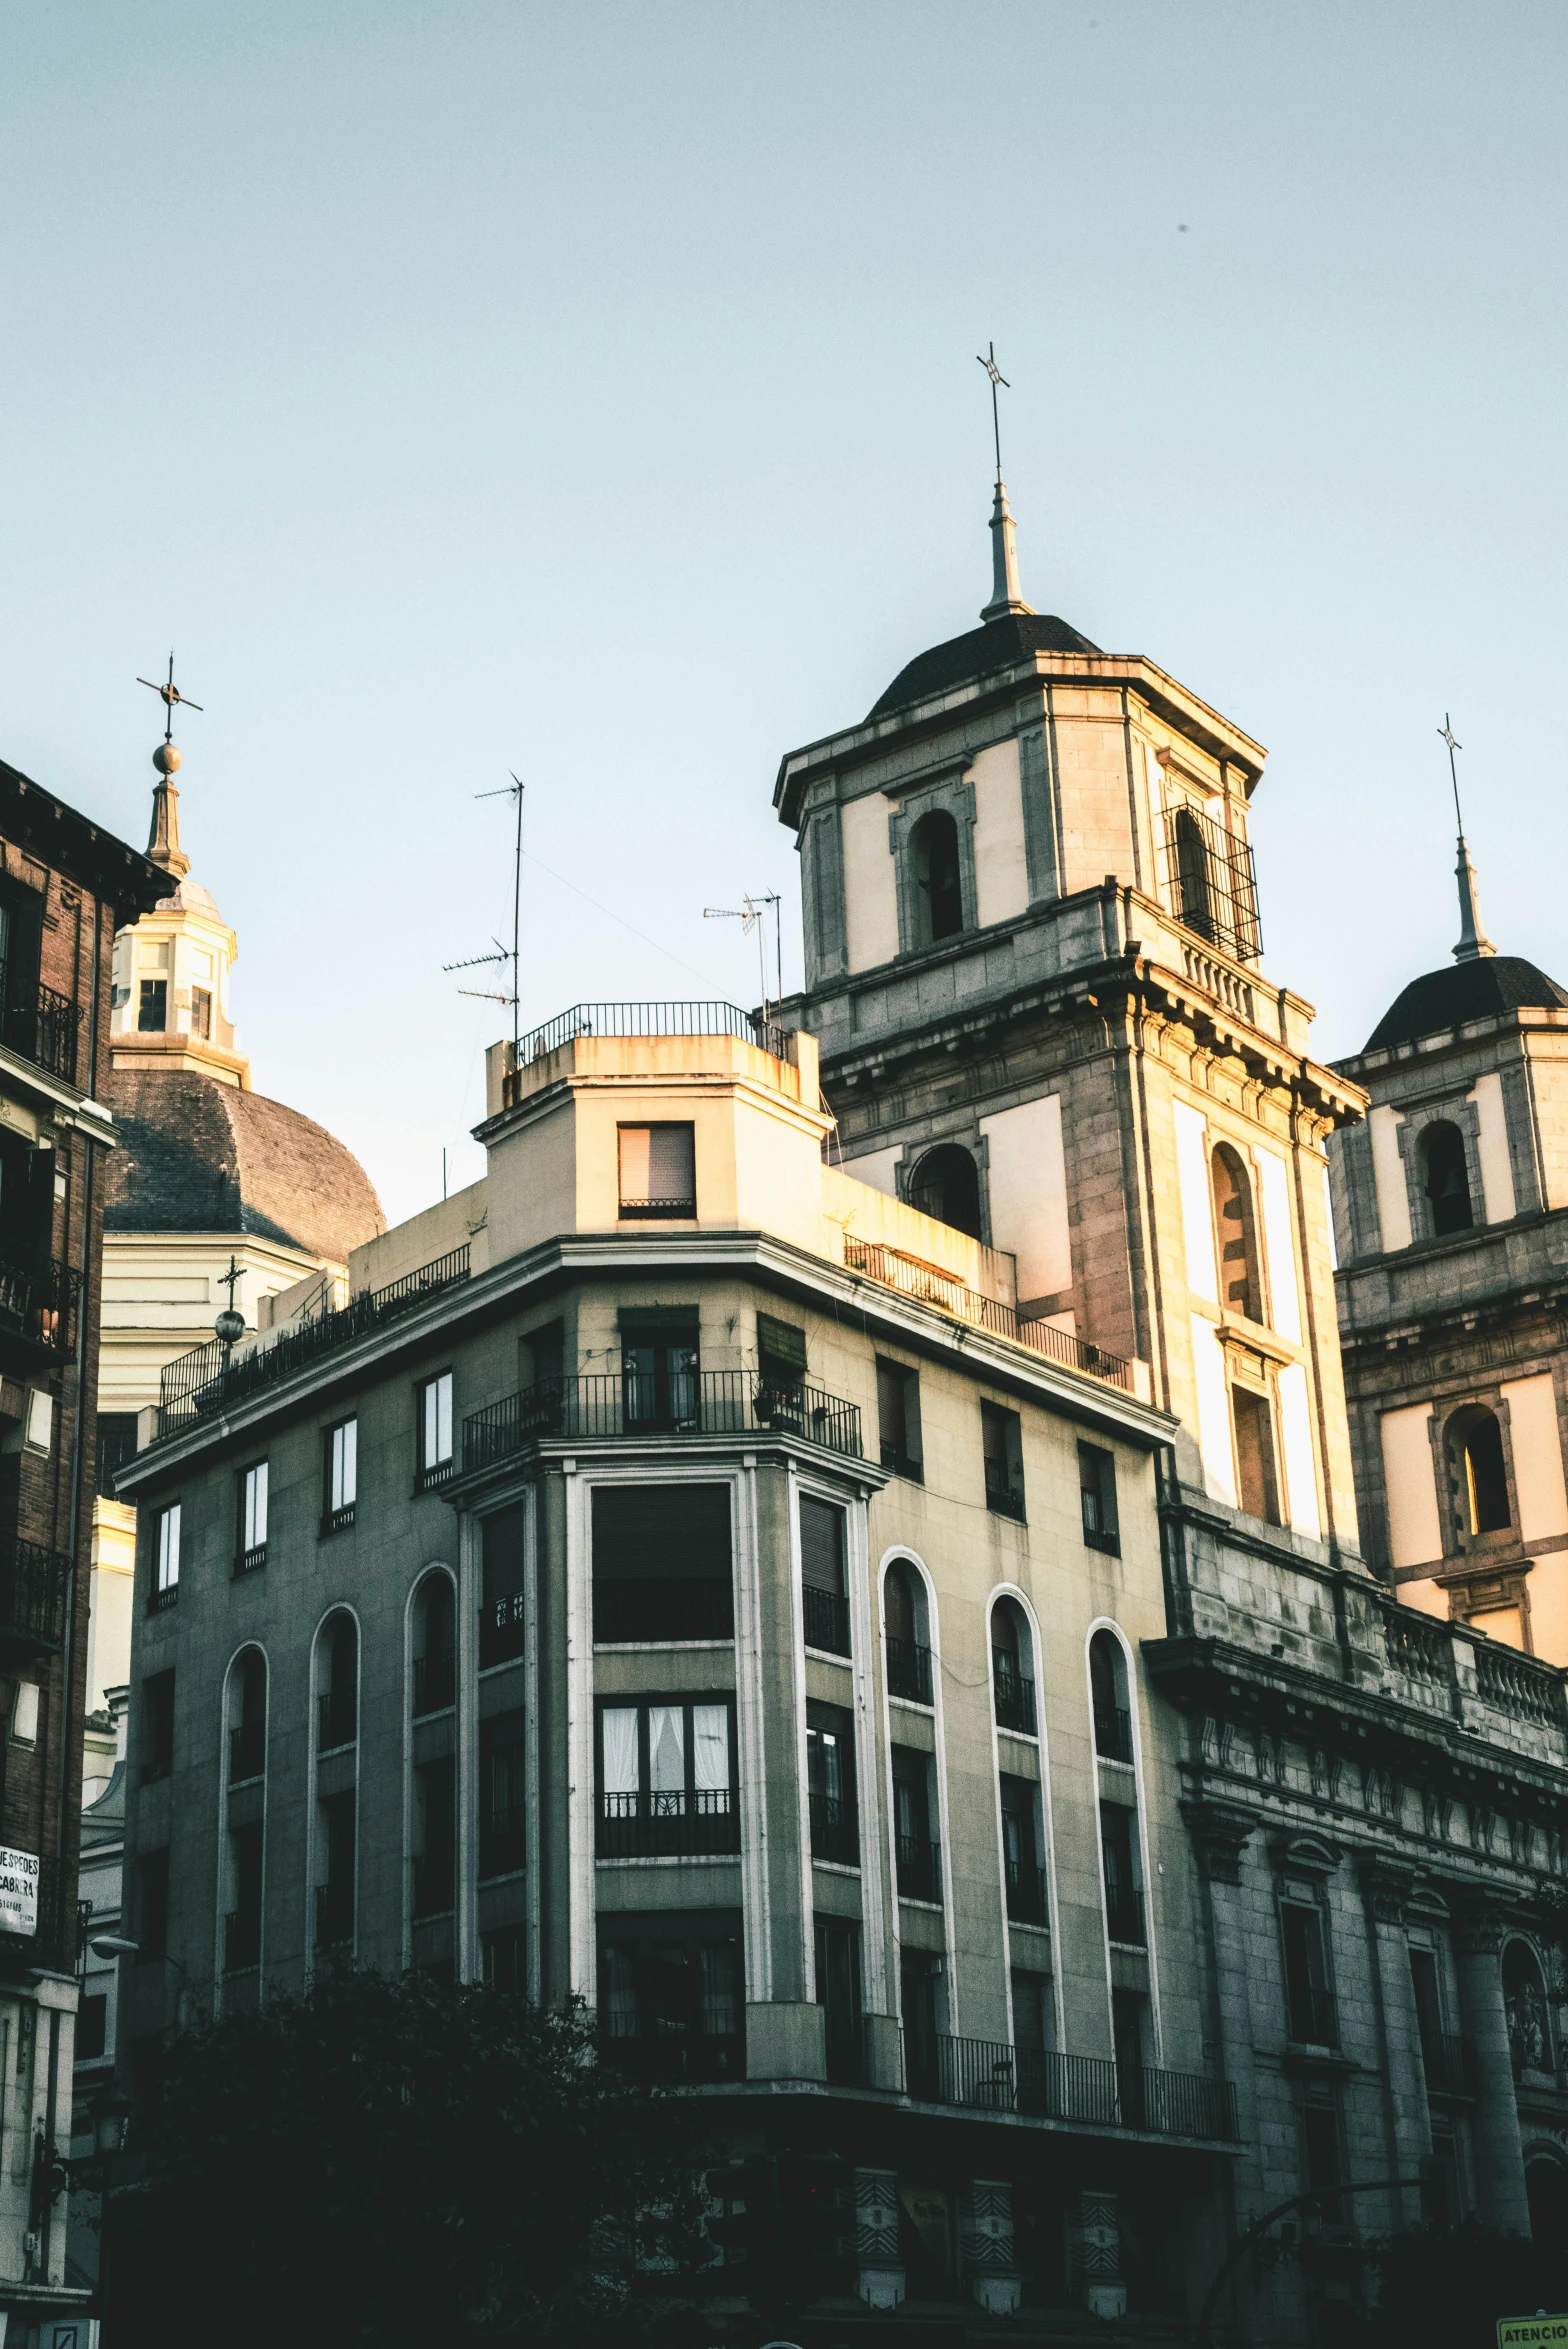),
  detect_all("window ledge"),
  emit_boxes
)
[804,1643,853,1665]
[1082,1527,1122,1557]
[594,1853,736,1870]
[897,1895,944,1914]
[592,1638,733,1654]
[887,1692,934,1715]
[477,1867,528,1887]
[810,1858,862,1879]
